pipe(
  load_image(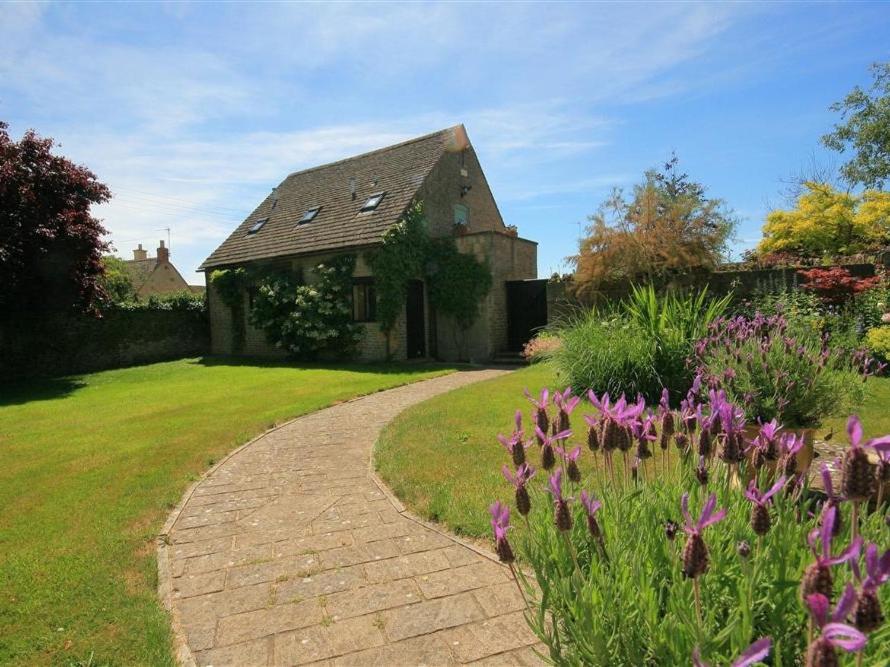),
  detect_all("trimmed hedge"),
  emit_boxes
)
[1,294,208,379]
